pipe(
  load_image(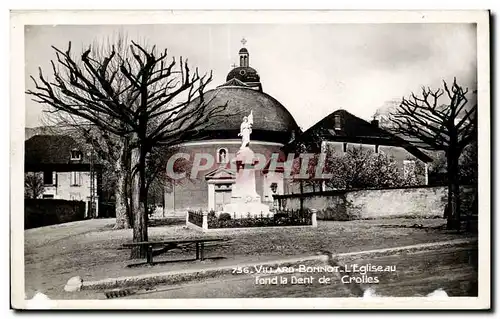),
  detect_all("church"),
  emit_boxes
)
[164,42,300,213]
[163,41,432,214]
